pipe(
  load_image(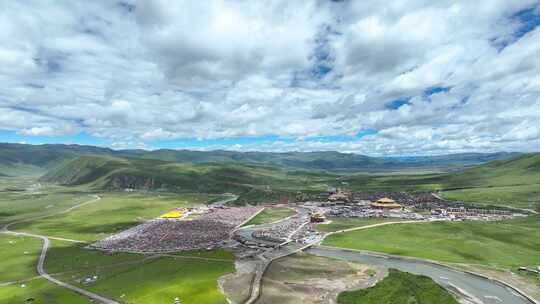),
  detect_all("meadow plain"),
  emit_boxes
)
[51,250,234,304]
[0,234,89,304]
